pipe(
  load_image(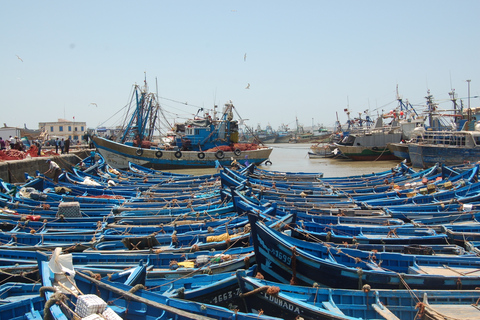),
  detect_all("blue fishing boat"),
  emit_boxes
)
[245,203,480,290]
[38,252,281,320]
[236,271,480,320]
[0,282,44,320]
[91,79,272,169]
[148,266,257,312]
[408,129,480,168]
